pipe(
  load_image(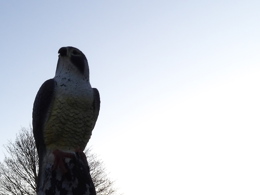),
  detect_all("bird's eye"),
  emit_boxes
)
[72,50,80,55]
